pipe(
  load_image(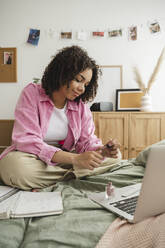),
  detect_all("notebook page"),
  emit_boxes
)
[12,191,63,218]
[0,186,13,197]
[0,193,20,219]
[0,186,18,200]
